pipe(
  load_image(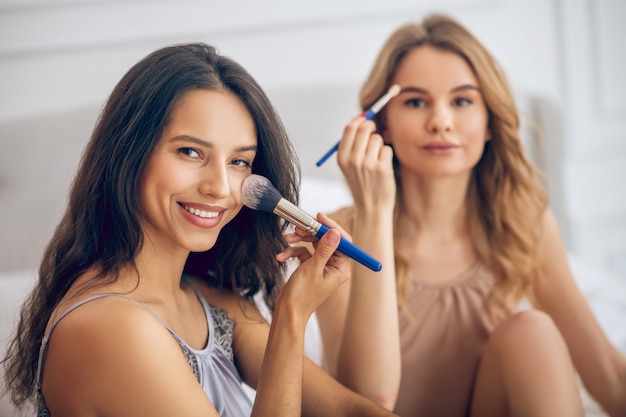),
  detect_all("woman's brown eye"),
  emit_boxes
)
[405,98,426,108]
[179,148,200,158]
